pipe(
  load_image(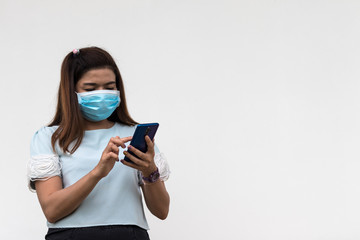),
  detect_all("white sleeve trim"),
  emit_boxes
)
[27,154,62,192]
[137,152,171,185]
[154,152,170,181]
